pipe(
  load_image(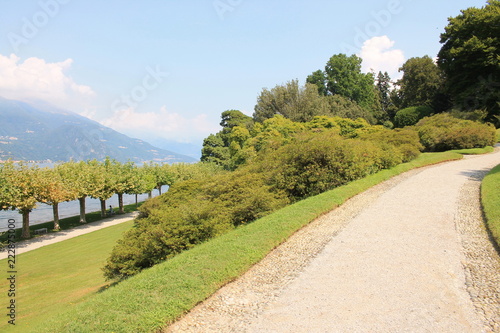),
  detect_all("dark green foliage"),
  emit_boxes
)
[201,110,254,169]
[396,56,447,110]
[394,106,434,128]
[376,71,397,120]
[415,113,497,151]
[438,1,500,125]
[306,69,328,96]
